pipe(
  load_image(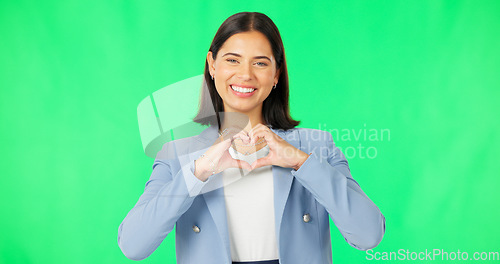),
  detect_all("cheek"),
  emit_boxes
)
[214,70,232,90]
[257,71,276,84]
[216,65,235,78]
[215,82,227,98]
